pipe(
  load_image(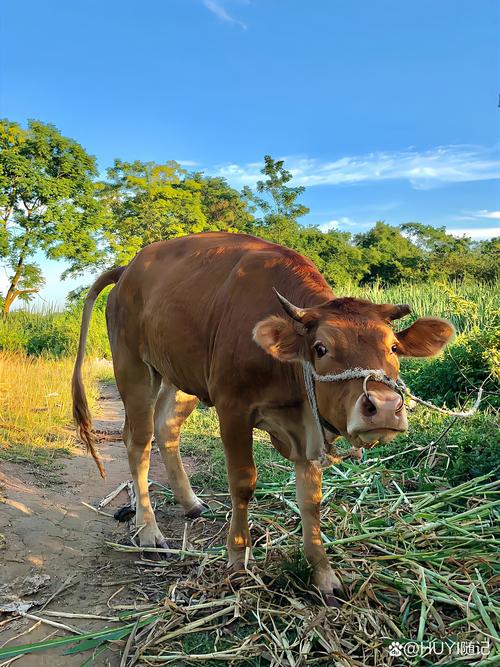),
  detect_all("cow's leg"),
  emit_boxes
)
[295,461,344,606]
[117,360,165,548]
[218,412,256,568]
[153,383,205,518]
